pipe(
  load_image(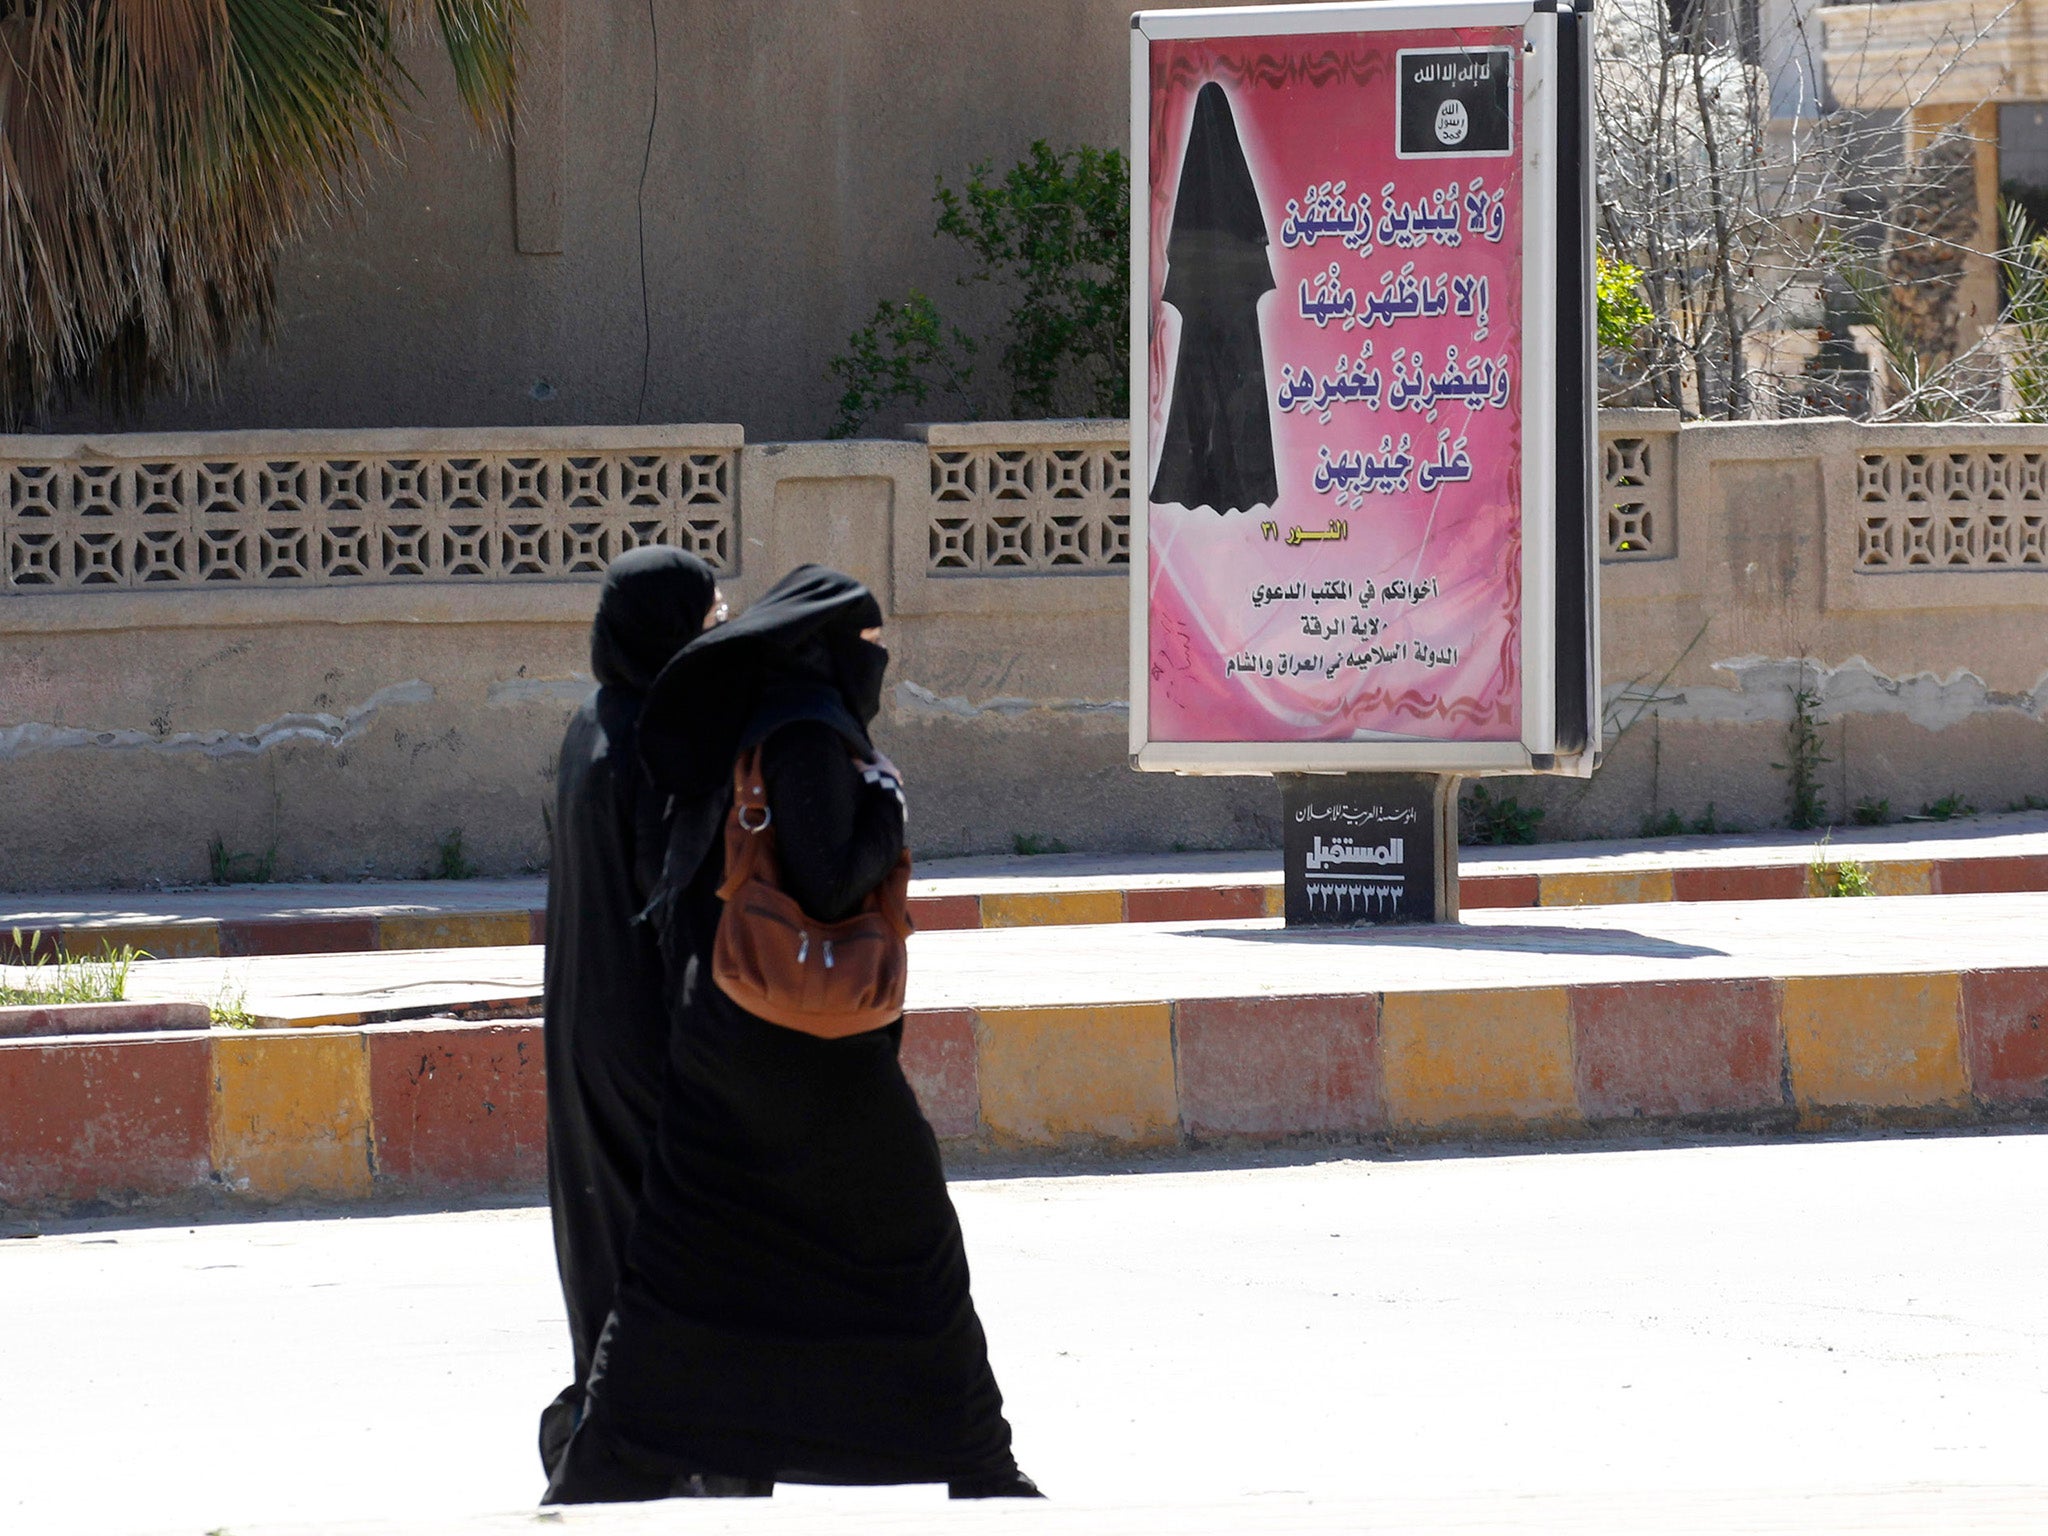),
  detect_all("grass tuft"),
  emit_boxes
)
[1010,832,1070,857]
[1,932,142,1006]
[426,828,479,880]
